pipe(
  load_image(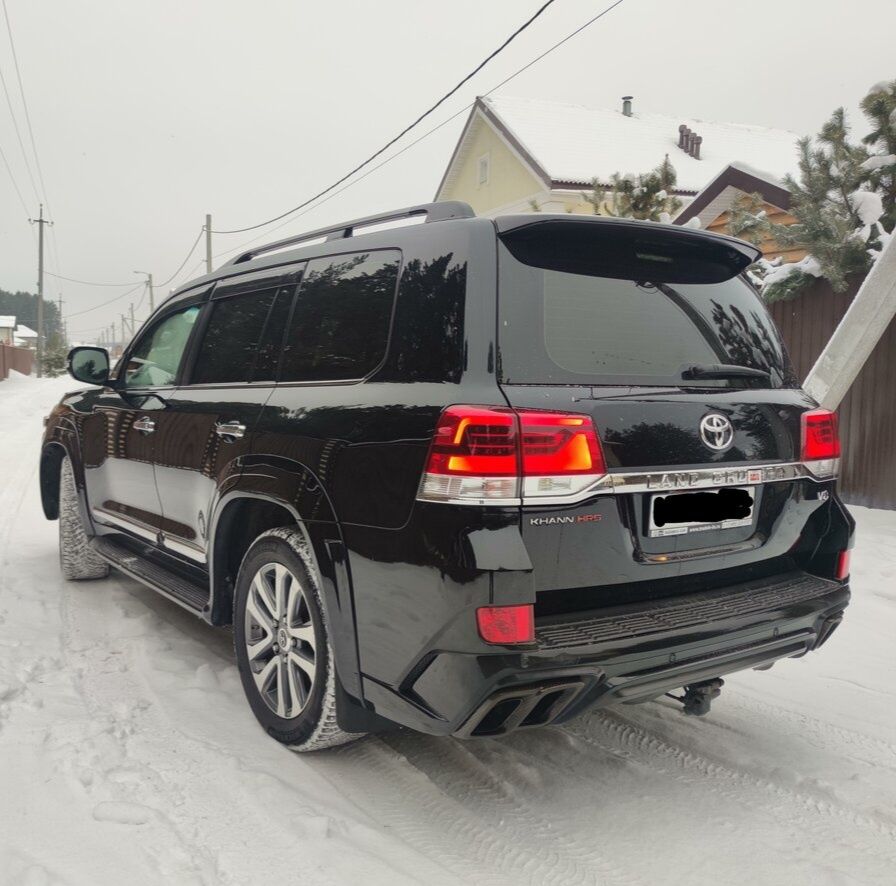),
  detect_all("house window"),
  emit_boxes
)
[478,153,490,186]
